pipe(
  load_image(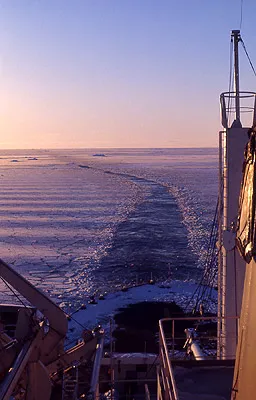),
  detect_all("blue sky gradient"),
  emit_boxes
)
[0,0,256,148]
